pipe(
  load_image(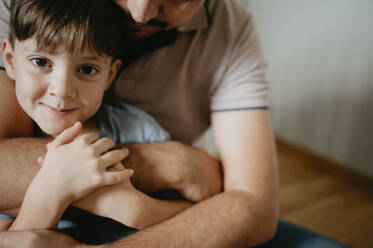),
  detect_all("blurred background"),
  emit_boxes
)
[235,0,373,247]
[239,0,373,178]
